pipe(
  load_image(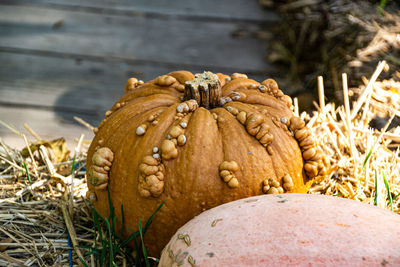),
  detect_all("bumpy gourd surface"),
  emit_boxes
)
[86,71,328,256]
